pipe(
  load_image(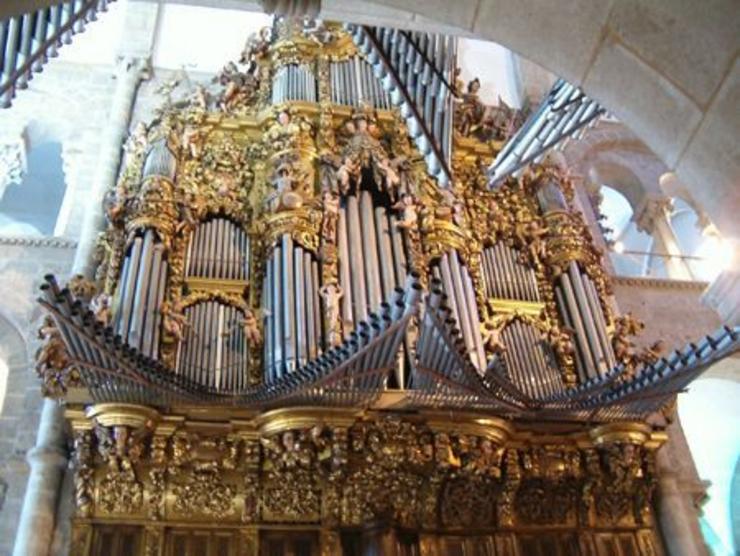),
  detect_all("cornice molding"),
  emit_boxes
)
[611,275,708,291]
[0,236,78,249]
